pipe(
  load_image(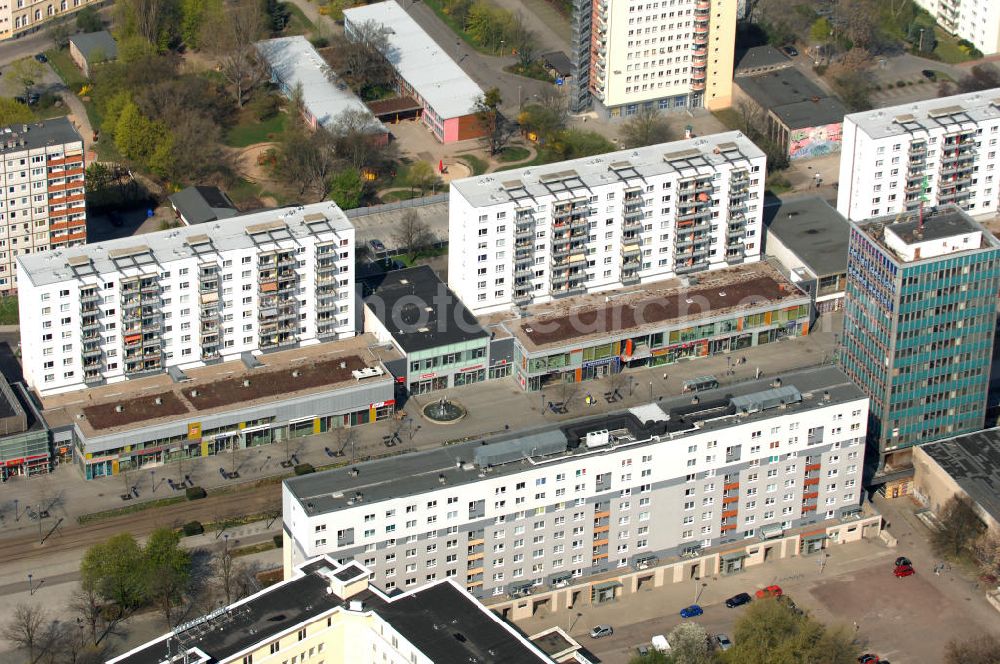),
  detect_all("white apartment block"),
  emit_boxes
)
[837,88,1000,222]
[915,0,1000,55]
[448,132,766,315]
[0,117,85,294]
[17,202,355,397]
[0,0,102,40]
[587,0,737,114]
[284,366,868,600]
